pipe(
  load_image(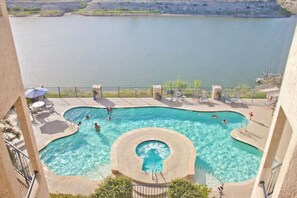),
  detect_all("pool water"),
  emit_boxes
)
[136,140,170,173]
[40,107,262,185]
